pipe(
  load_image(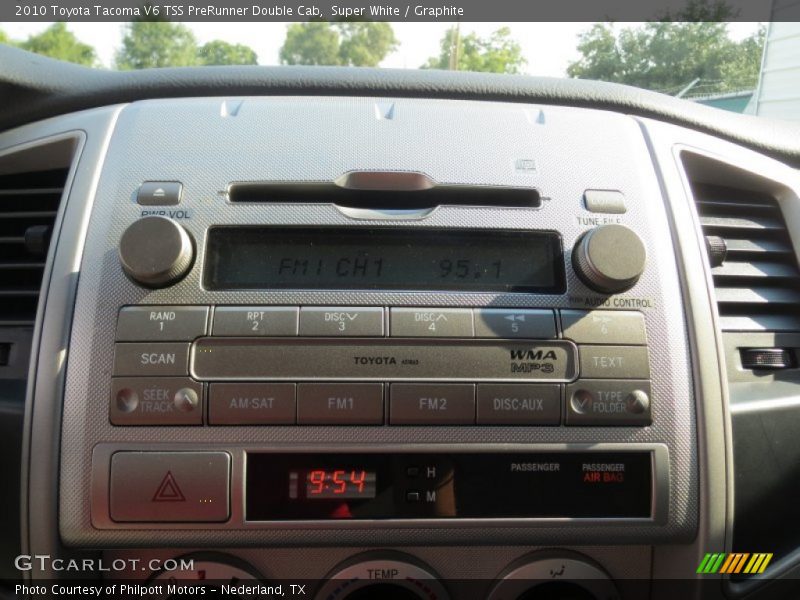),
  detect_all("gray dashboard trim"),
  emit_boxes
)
[5,107,125,581]
[1,45,799,168]
[89,442,670,534]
